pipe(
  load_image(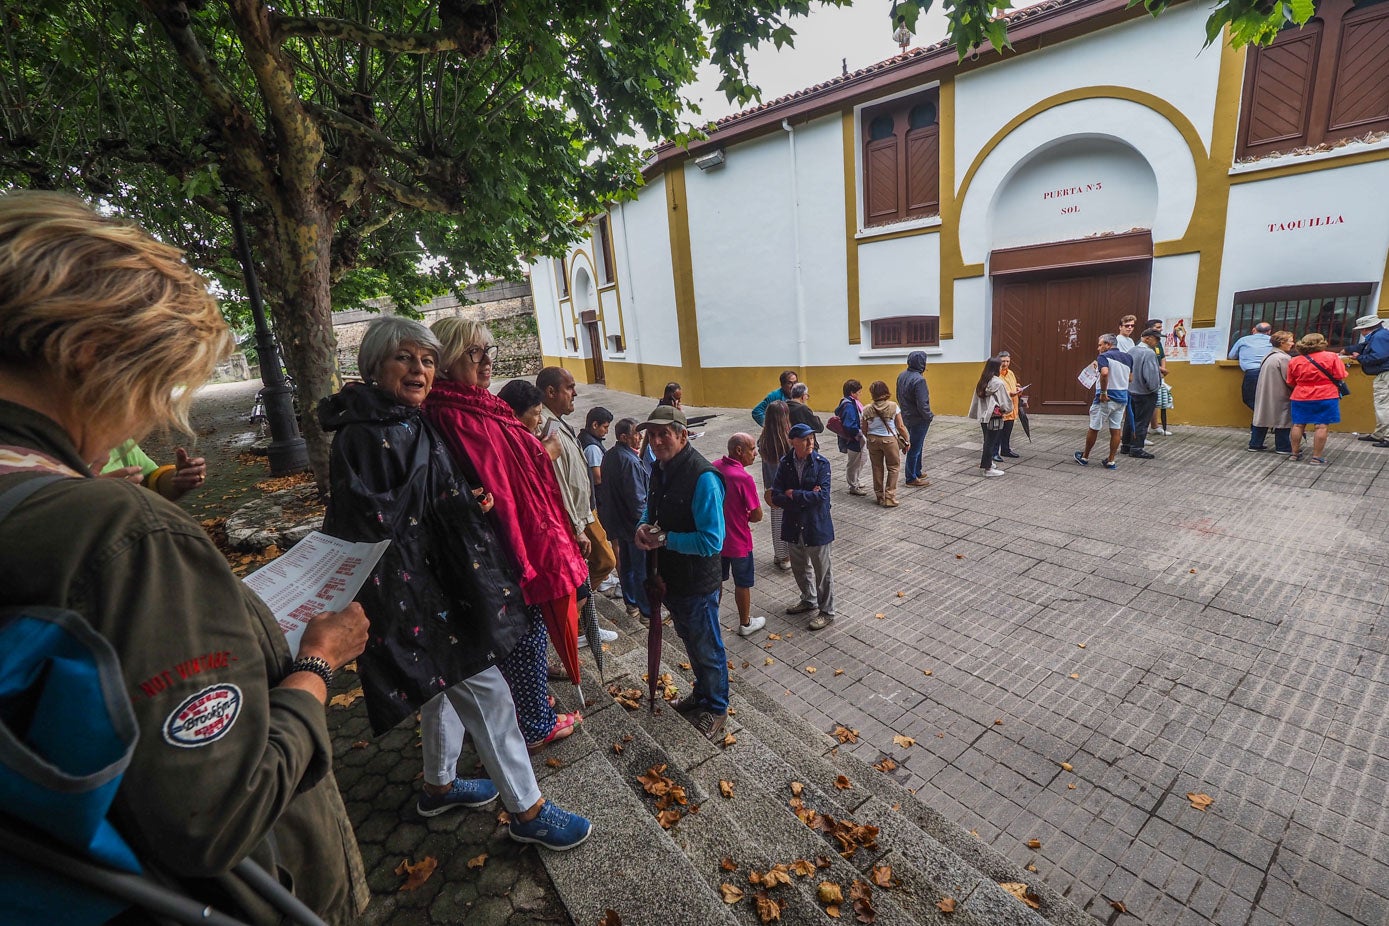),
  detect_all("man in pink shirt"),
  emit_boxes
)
[713,433,767,636]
